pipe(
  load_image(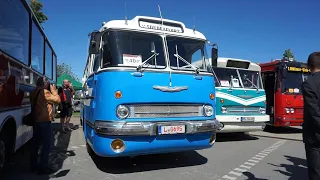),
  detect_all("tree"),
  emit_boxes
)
[30,0,48,24]
[283,49,295,61]
[57,63,79,81]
